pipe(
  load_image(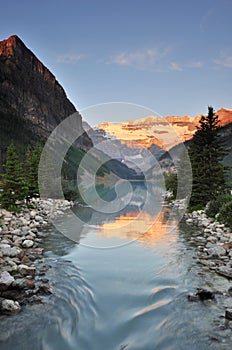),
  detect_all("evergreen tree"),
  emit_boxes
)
[176,147,192,200]
[0,143,28,210]
[25,143,42,198]
[189,106,228,207]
